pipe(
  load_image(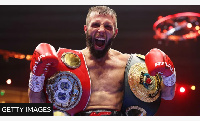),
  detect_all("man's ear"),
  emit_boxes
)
[84,25,87,34]
[114,28,118,38]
